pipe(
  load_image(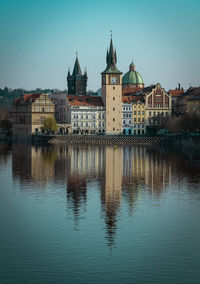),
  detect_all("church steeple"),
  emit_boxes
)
[102,36,122,74]
[72,52,82,76]
[67,52,87,95]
